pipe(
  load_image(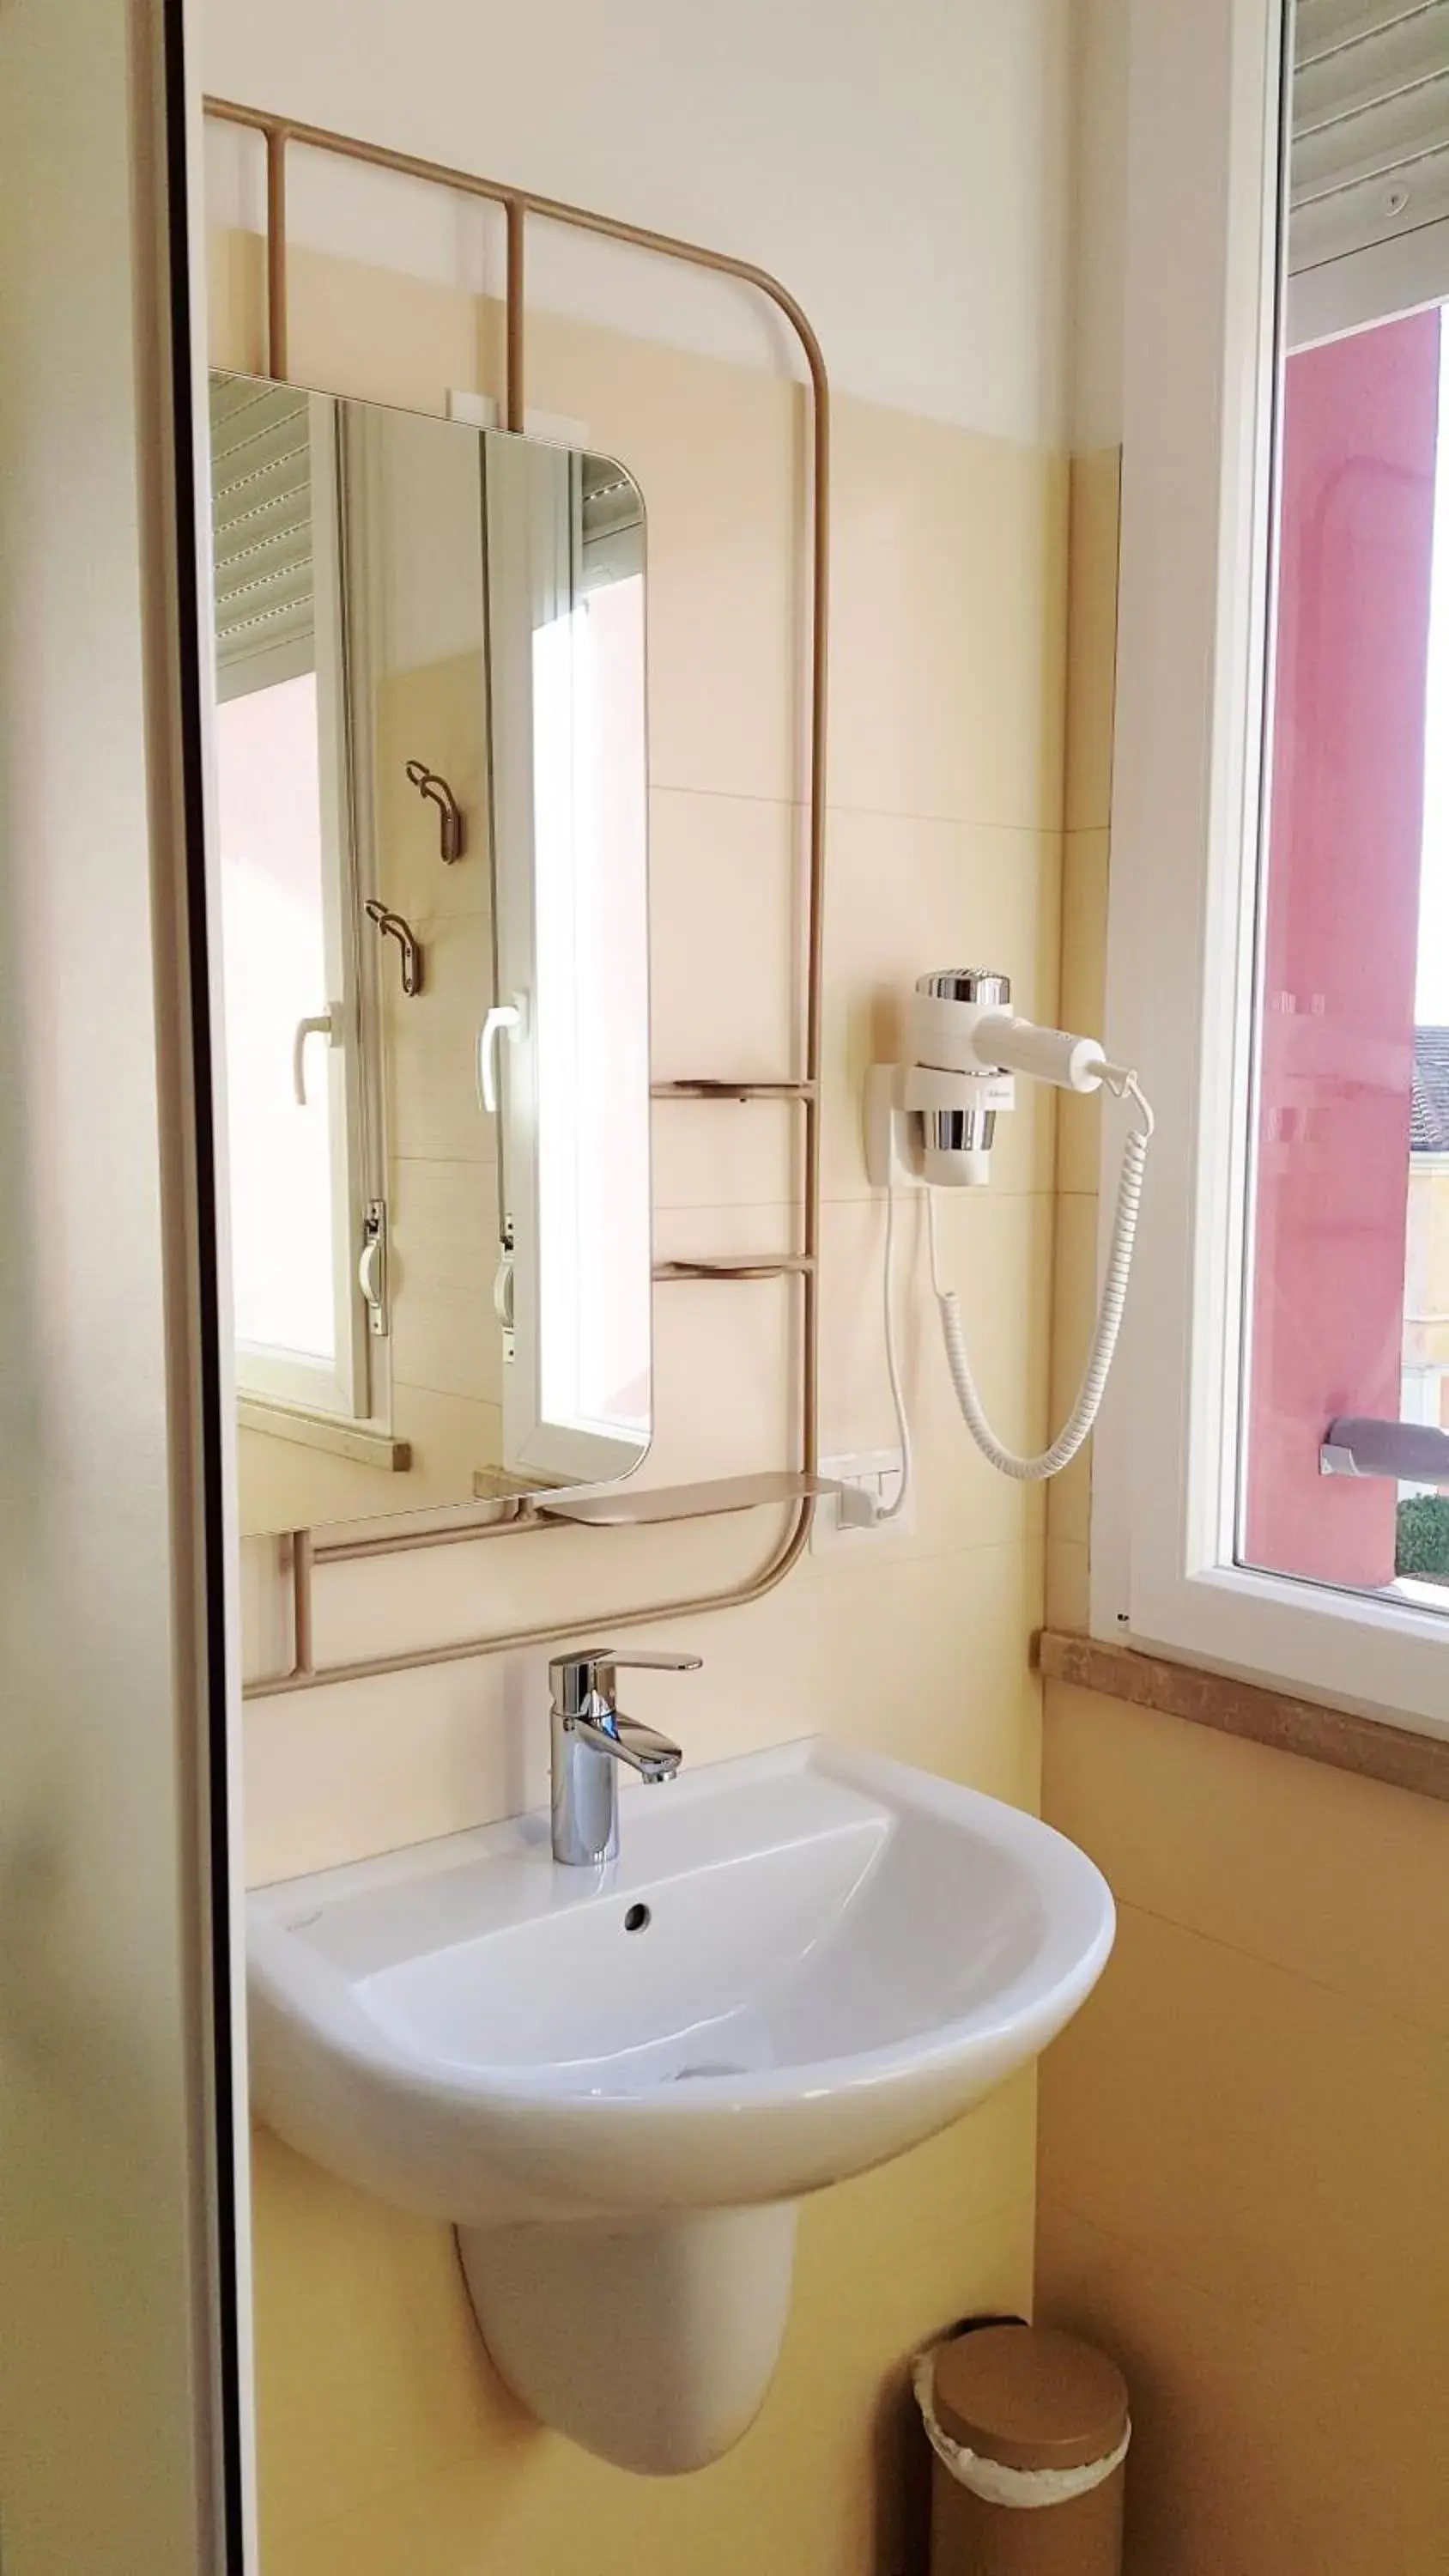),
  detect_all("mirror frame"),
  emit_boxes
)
[204,96,831,1696]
